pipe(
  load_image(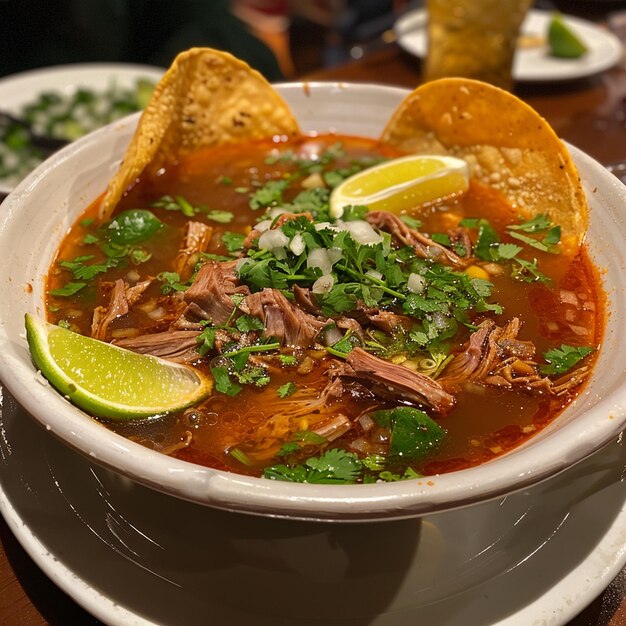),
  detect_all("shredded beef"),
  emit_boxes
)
[438,318,589,396]
[91,278,152,340]
[440,319,524,387]
[292,285,322,316]
[366,210,470,269]
[114,330,202,363]
[336,347,456,414]
[180,260,250,326]
[366,310,412,334]
[241,288,328,347]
